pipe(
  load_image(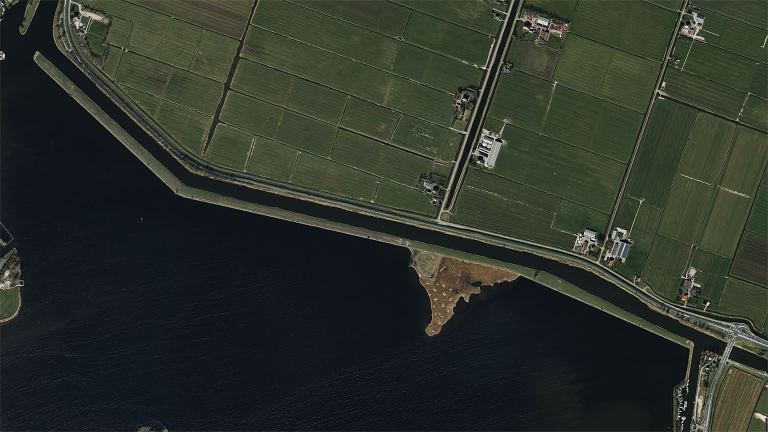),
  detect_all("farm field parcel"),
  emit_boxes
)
[62,0,767,333]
